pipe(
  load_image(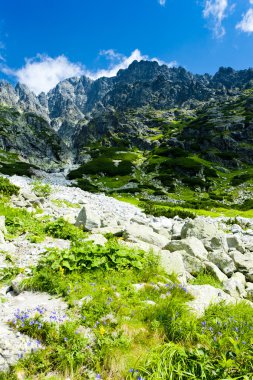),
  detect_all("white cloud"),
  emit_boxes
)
[236,8,253,32]
[1,50,177,94]
[158,0,166,5]
[86,49,148,80]
[2,55,85,95]
[203,0,228,38]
